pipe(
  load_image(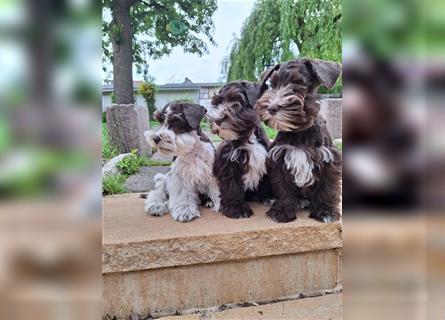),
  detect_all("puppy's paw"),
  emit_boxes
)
[221,203,253,219]
[144,201,168,216]
[211,201,220,212]
[266,205,297,223]
[203,199,214,208]
[171,205,201,222]
[309,208,340,223]
[261,199,275,207]
[296,198,310,209]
